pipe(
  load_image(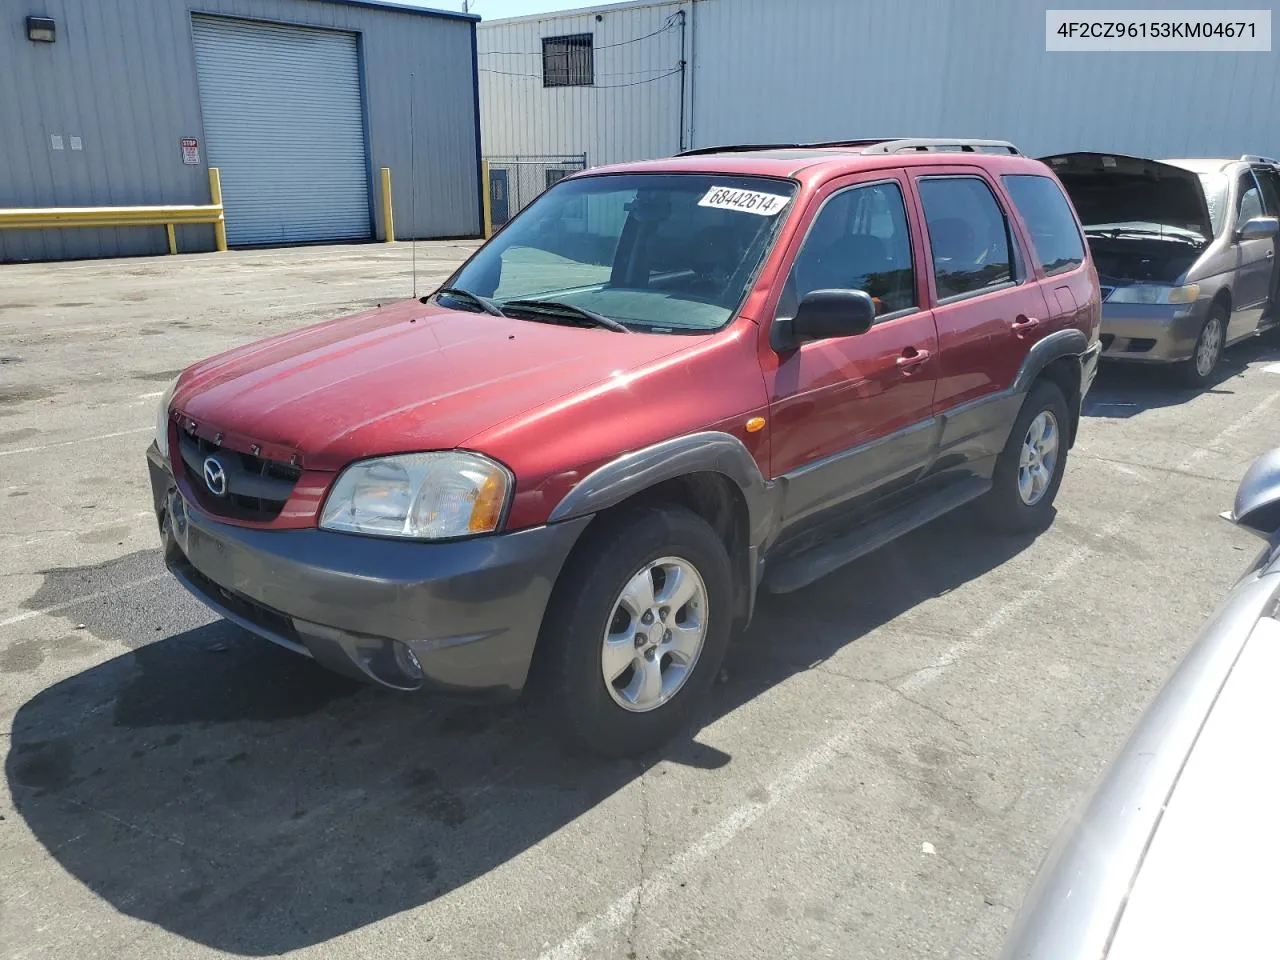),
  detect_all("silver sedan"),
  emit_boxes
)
[999,446,1280,959]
